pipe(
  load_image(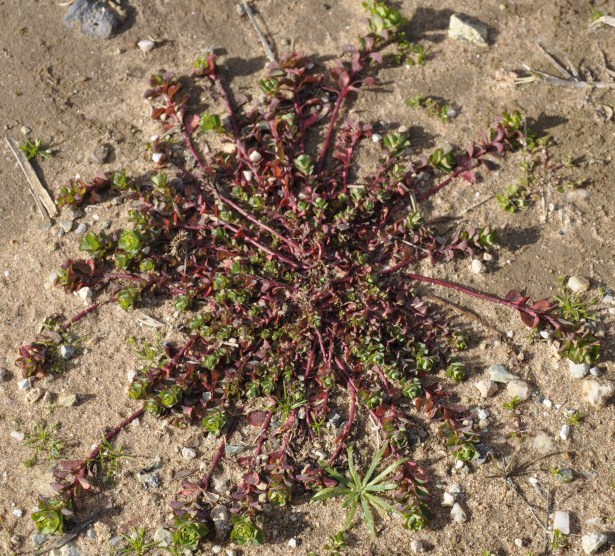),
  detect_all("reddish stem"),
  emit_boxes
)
[255,411,274,457]
[64,300,110,330]
[317,89,349,173]
[200,417,238,491]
